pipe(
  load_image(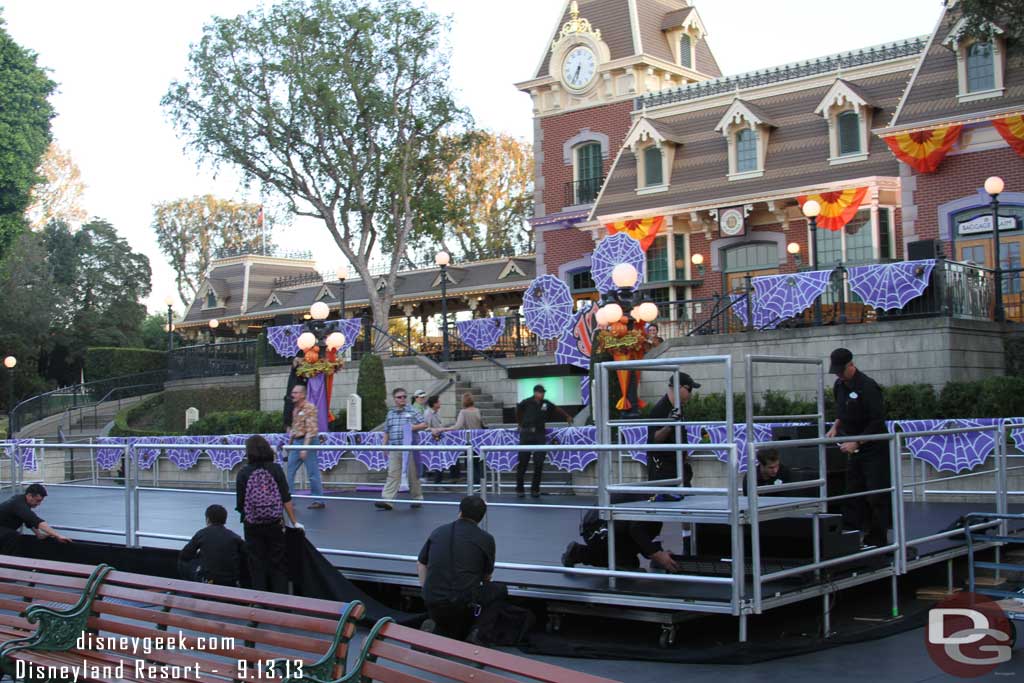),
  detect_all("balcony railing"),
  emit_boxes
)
[168,341,257,381]
[565,176,604,207]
